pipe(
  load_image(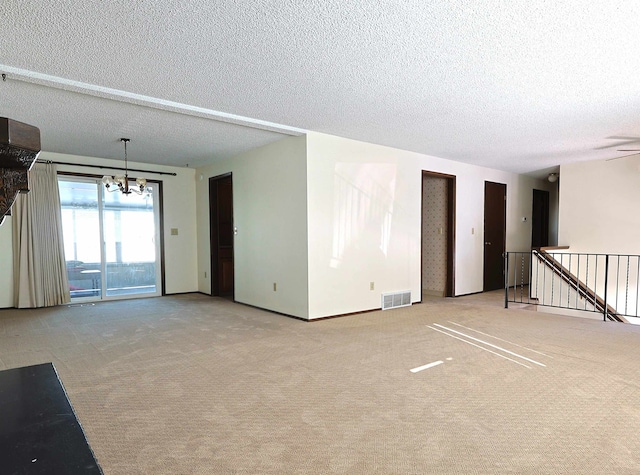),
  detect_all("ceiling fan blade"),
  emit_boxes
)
[606,152,640,161]
[594,142,633,150]
[594,136,640,150]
